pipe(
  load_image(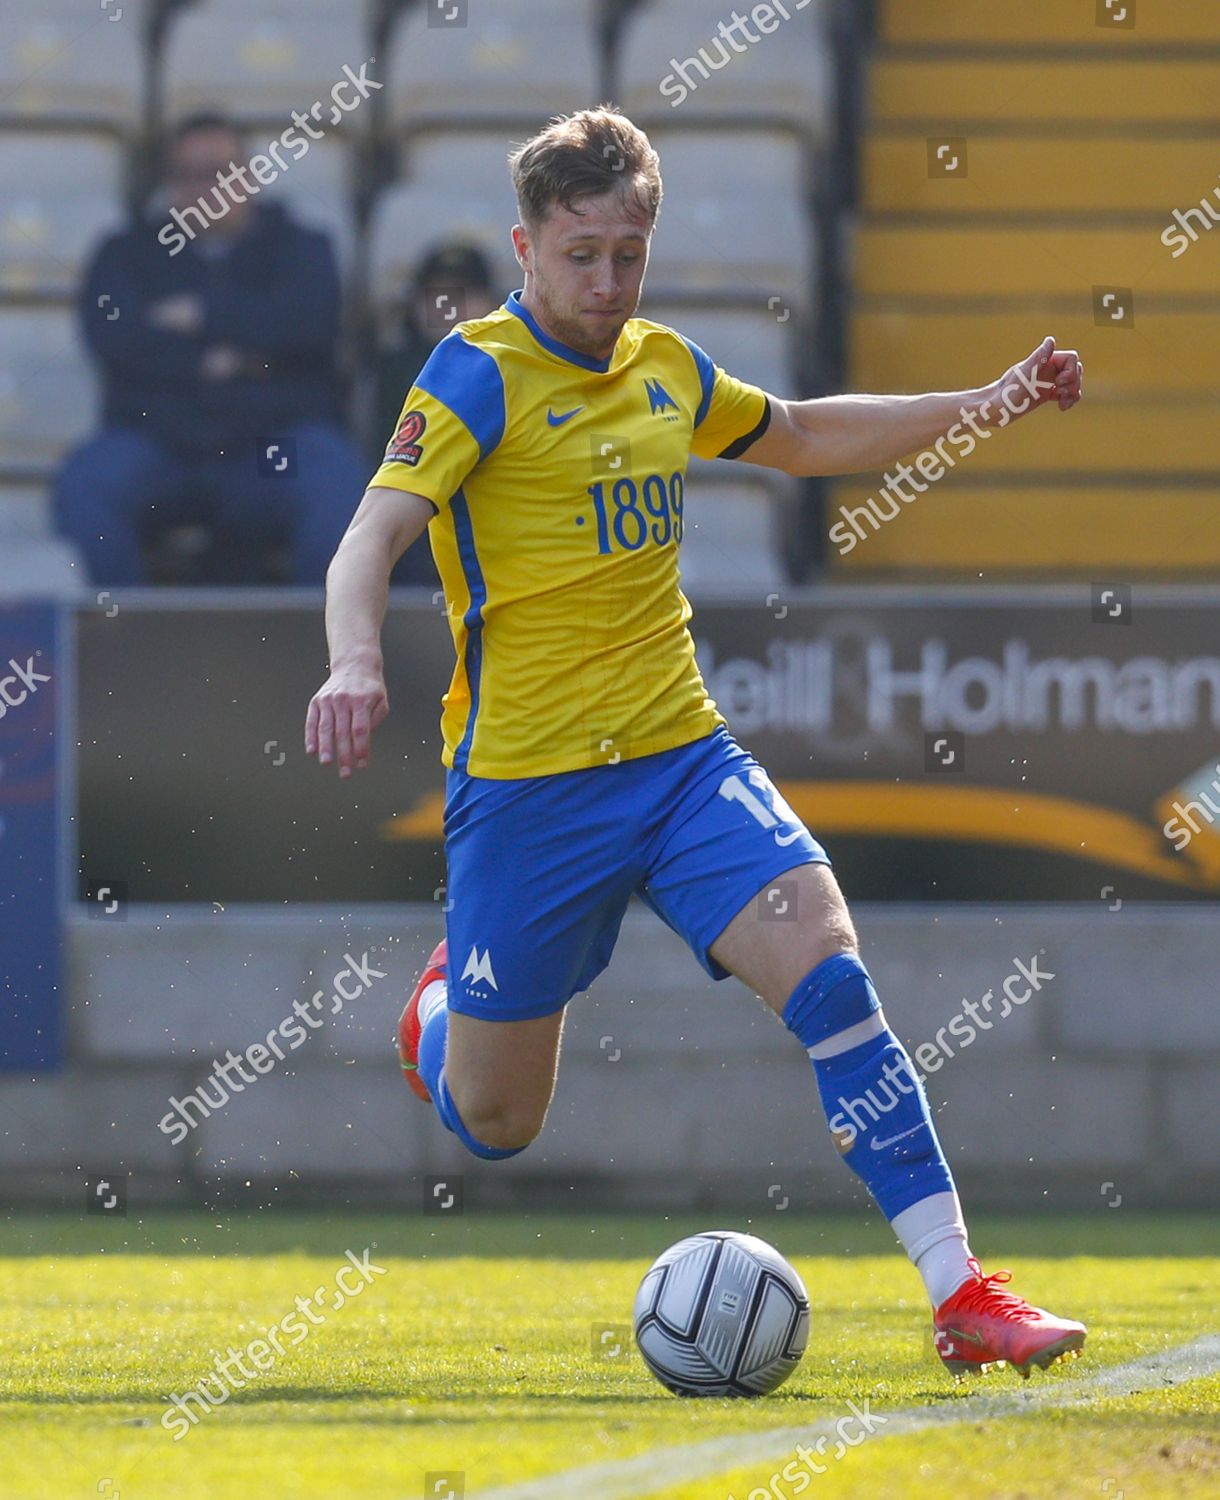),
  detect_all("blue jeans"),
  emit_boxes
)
[53,423,368,585]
